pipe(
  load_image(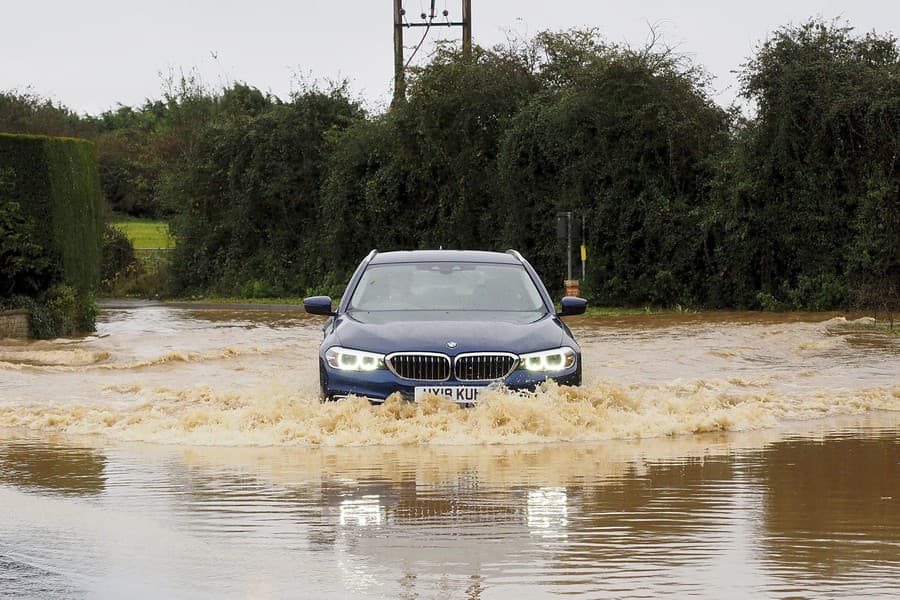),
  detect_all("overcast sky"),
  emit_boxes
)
[3,1,896,115]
